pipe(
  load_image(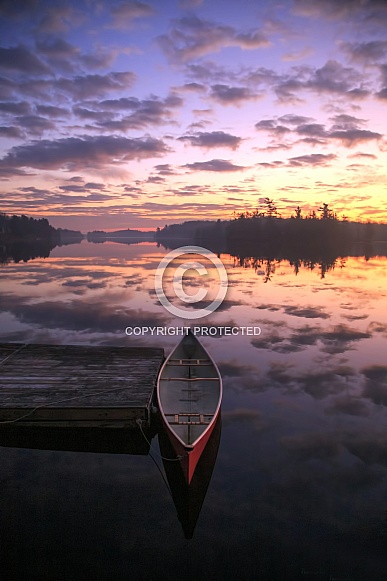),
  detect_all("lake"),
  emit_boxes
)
[0,240,386,580]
